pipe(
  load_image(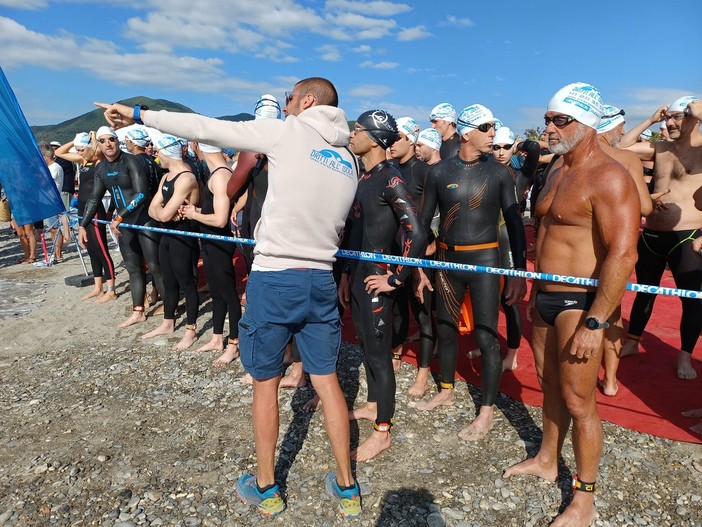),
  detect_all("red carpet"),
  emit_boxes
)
[340,226,702,444]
